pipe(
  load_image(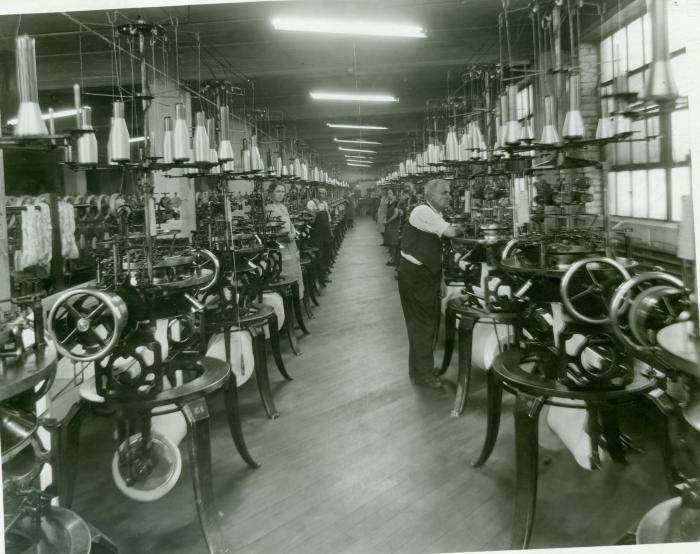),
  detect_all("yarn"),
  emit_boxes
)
[58,200,79,259]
